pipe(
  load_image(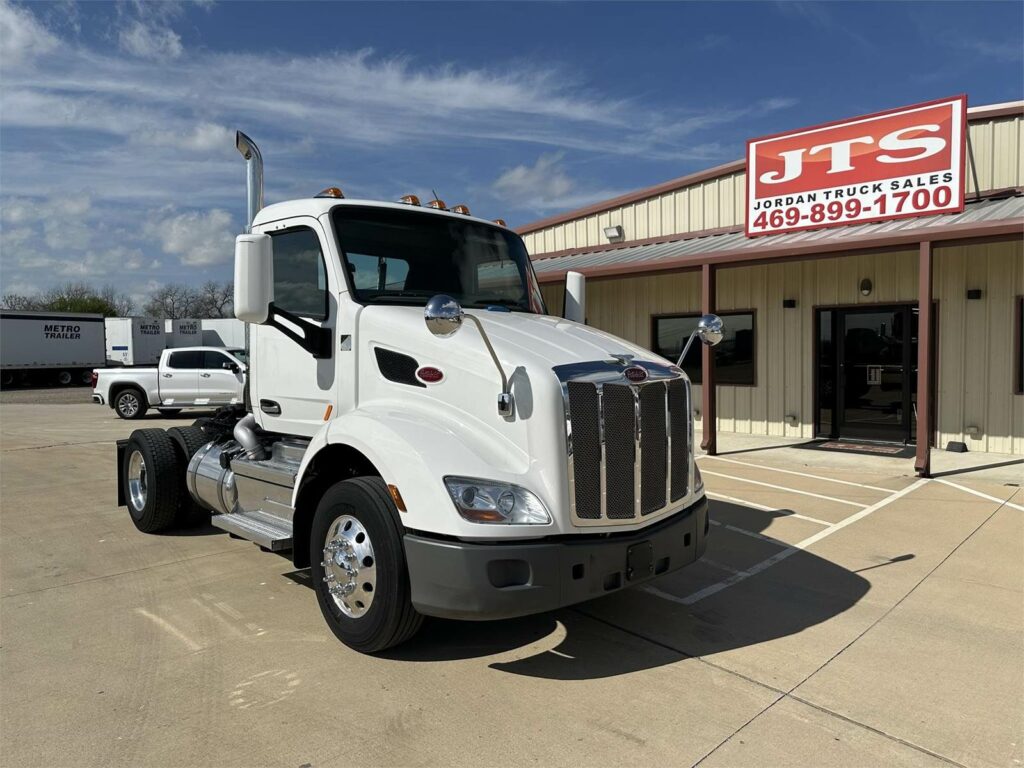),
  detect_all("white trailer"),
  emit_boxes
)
[1,310,106,386]
[201,318,247,348]
[104,317,166,367]
[165,318,202,348]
